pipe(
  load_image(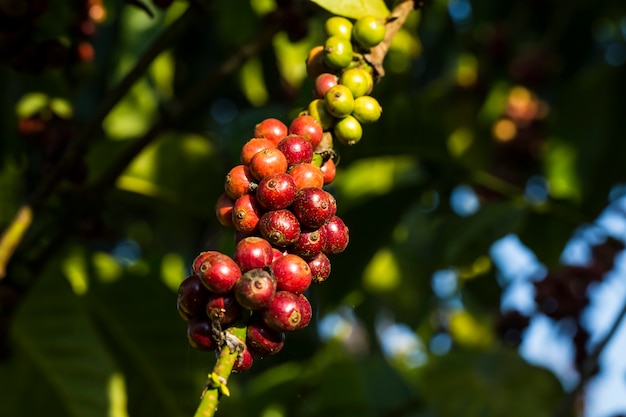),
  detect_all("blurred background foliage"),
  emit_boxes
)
[1,0,626,416]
